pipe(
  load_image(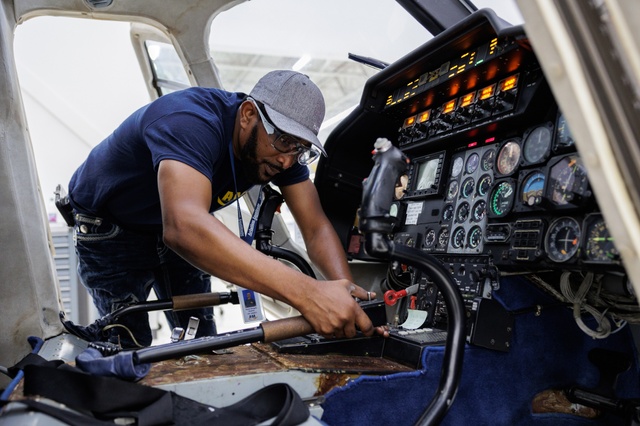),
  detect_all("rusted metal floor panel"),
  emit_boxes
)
[140,343,412,388]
